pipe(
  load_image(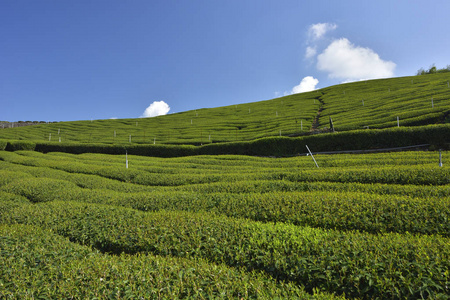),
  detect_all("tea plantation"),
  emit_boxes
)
[0,150,449,299]
[1,74,449,299]
[1,73,449,146]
